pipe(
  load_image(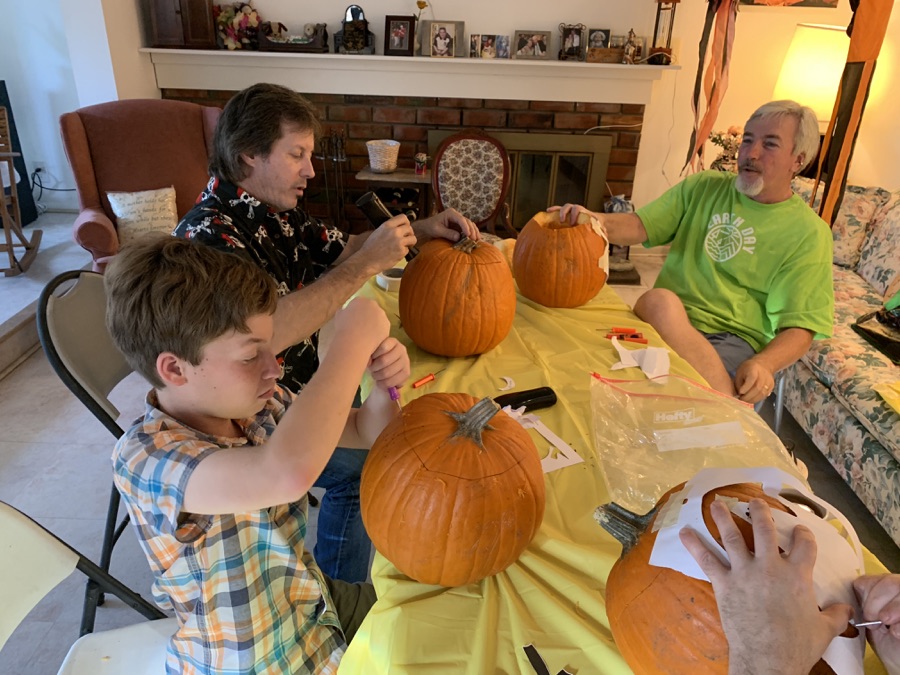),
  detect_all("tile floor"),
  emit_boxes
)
[1,221,898,674]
